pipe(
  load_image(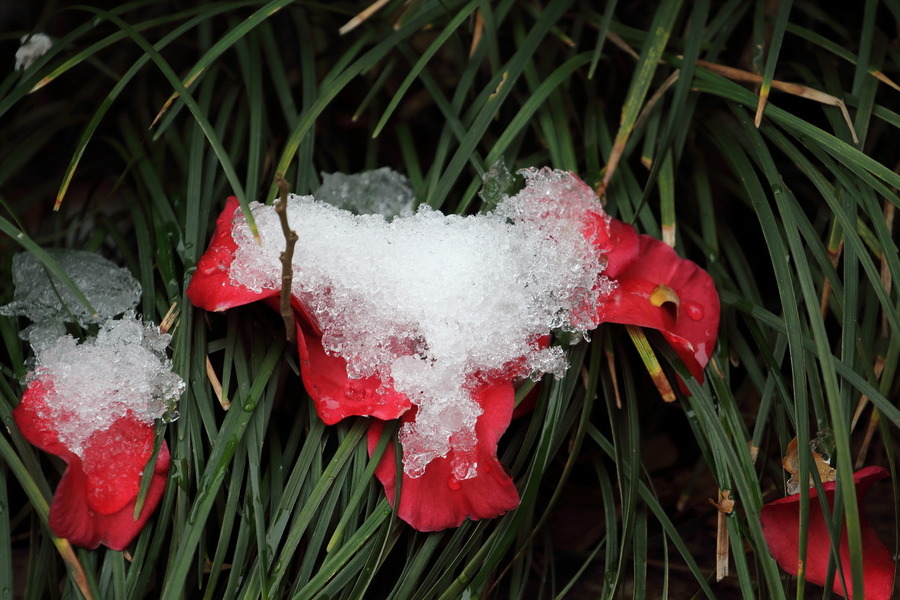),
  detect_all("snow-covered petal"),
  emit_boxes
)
[14,380,170,551]
[367,379,519,531]
[187,197,280,312]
